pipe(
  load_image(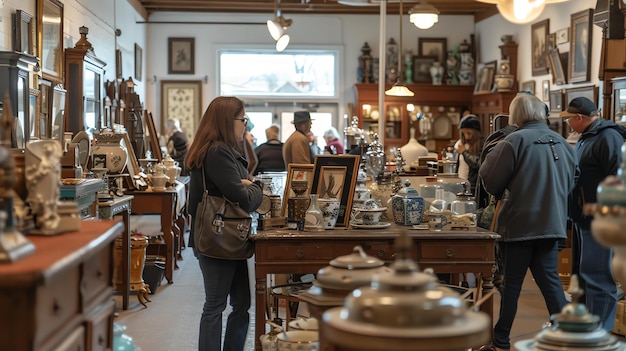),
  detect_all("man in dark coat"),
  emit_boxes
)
[565,97,626,331]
